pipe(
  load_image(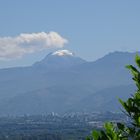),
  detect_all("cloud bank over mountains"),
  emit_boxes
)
[0,32,68,59]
